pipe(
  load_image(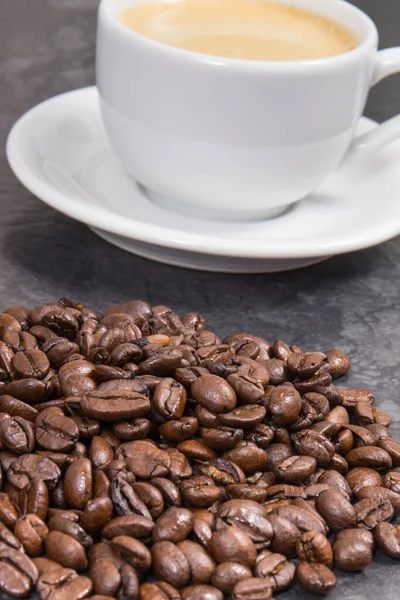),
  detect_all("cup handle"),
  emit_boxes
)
[345,48,400,161]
